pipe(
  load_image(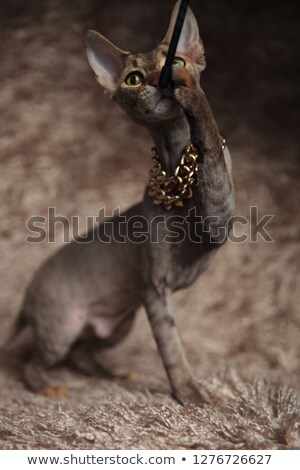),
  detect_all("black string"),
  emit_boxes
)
[159,0,190,89]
